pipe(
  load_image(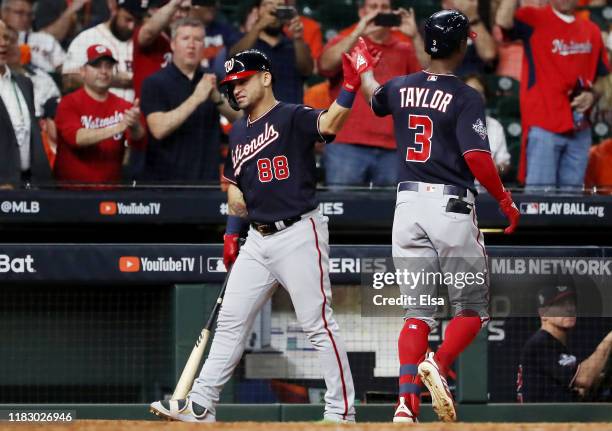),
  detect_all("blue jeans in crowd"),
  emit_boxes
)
[323,142,397,188]
[525,126,591,191]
